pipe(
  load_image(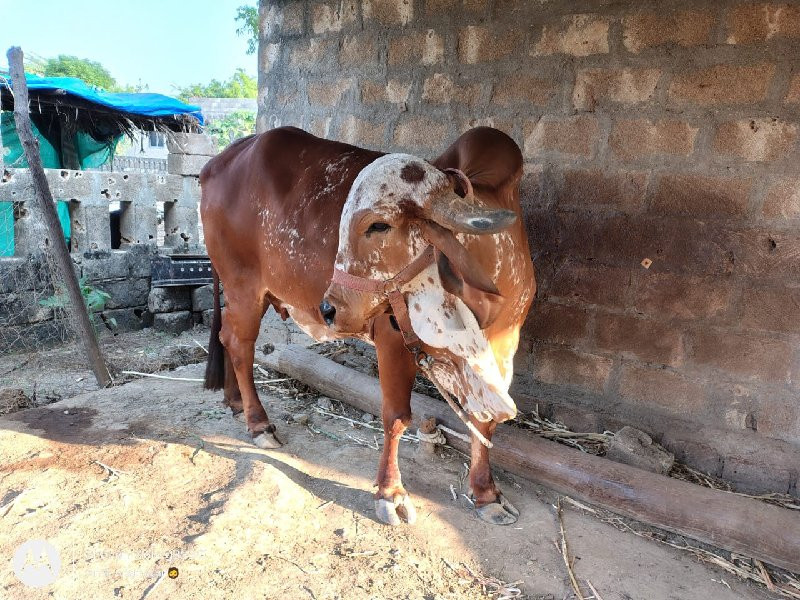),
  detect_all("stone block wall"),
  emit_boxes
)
[0,134,215,352]
[258,0,800,495]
